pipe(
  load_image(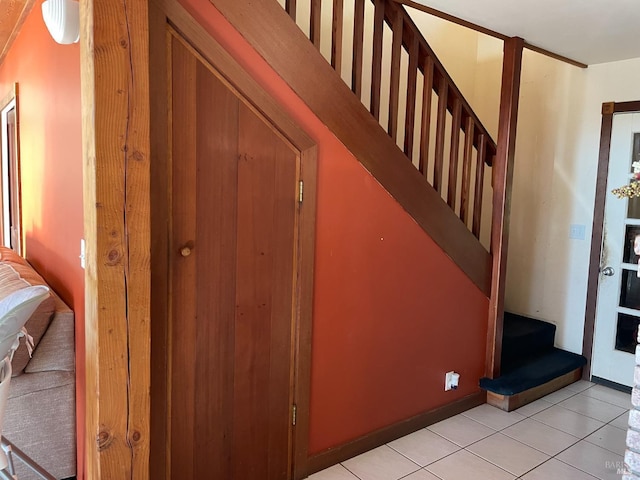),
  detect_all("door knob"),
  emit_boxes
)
[601,266,615,276]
